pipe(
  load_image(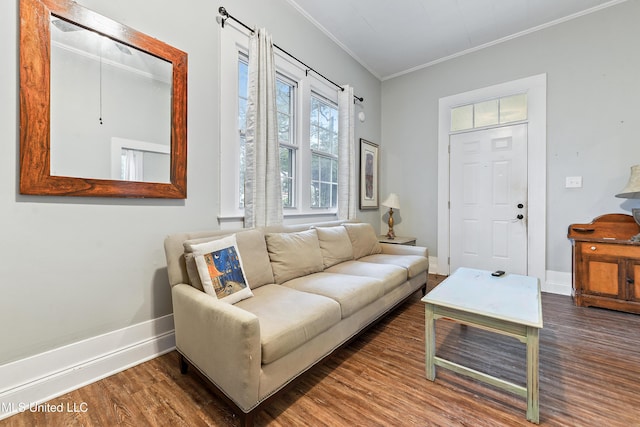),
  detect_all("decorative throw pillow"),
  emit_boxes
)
[343,223,382,259]
[184,230,275,290]
[315,226,354,268]
[265,229,324,284]
[189,234,253,304]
